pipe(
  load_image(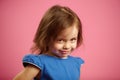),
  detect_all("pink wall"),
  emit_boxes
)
[0,0,120,80]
